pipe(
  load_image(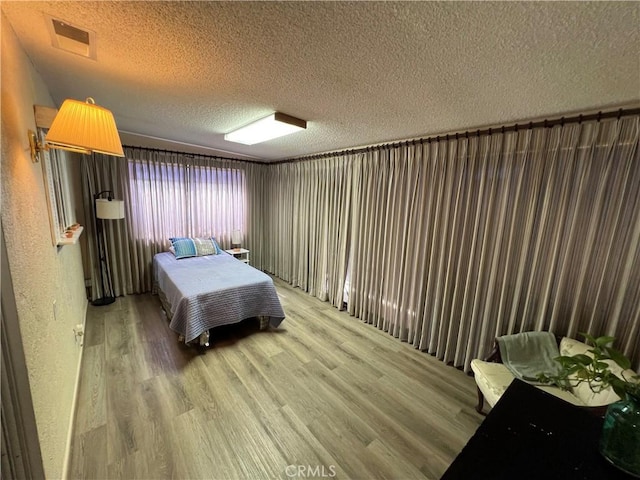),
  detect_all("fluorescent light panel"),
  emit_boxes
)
[225,112,306,145]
